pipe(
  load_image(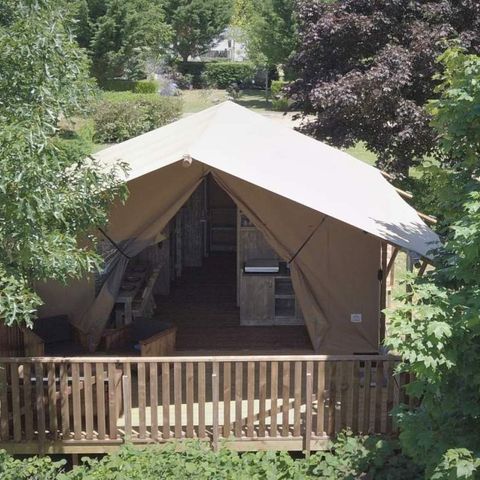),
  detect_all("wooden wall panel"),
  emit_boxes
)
[0,323,24,356]
[182,183,205,268]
